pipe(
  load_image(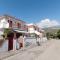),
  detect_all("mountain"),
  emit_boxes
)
[43,26,60,33]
